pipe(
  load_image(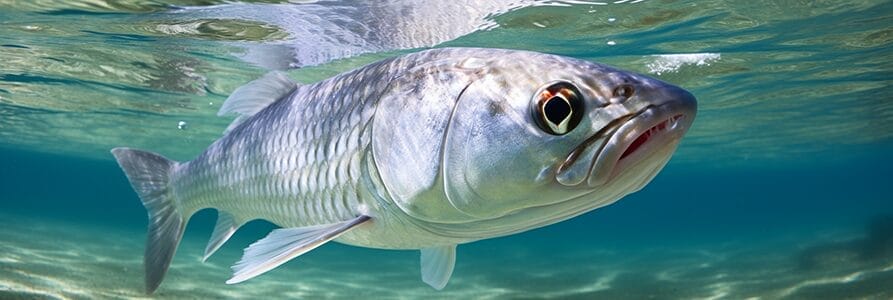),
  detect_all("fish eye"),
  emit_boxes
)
[533,81,584,135]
